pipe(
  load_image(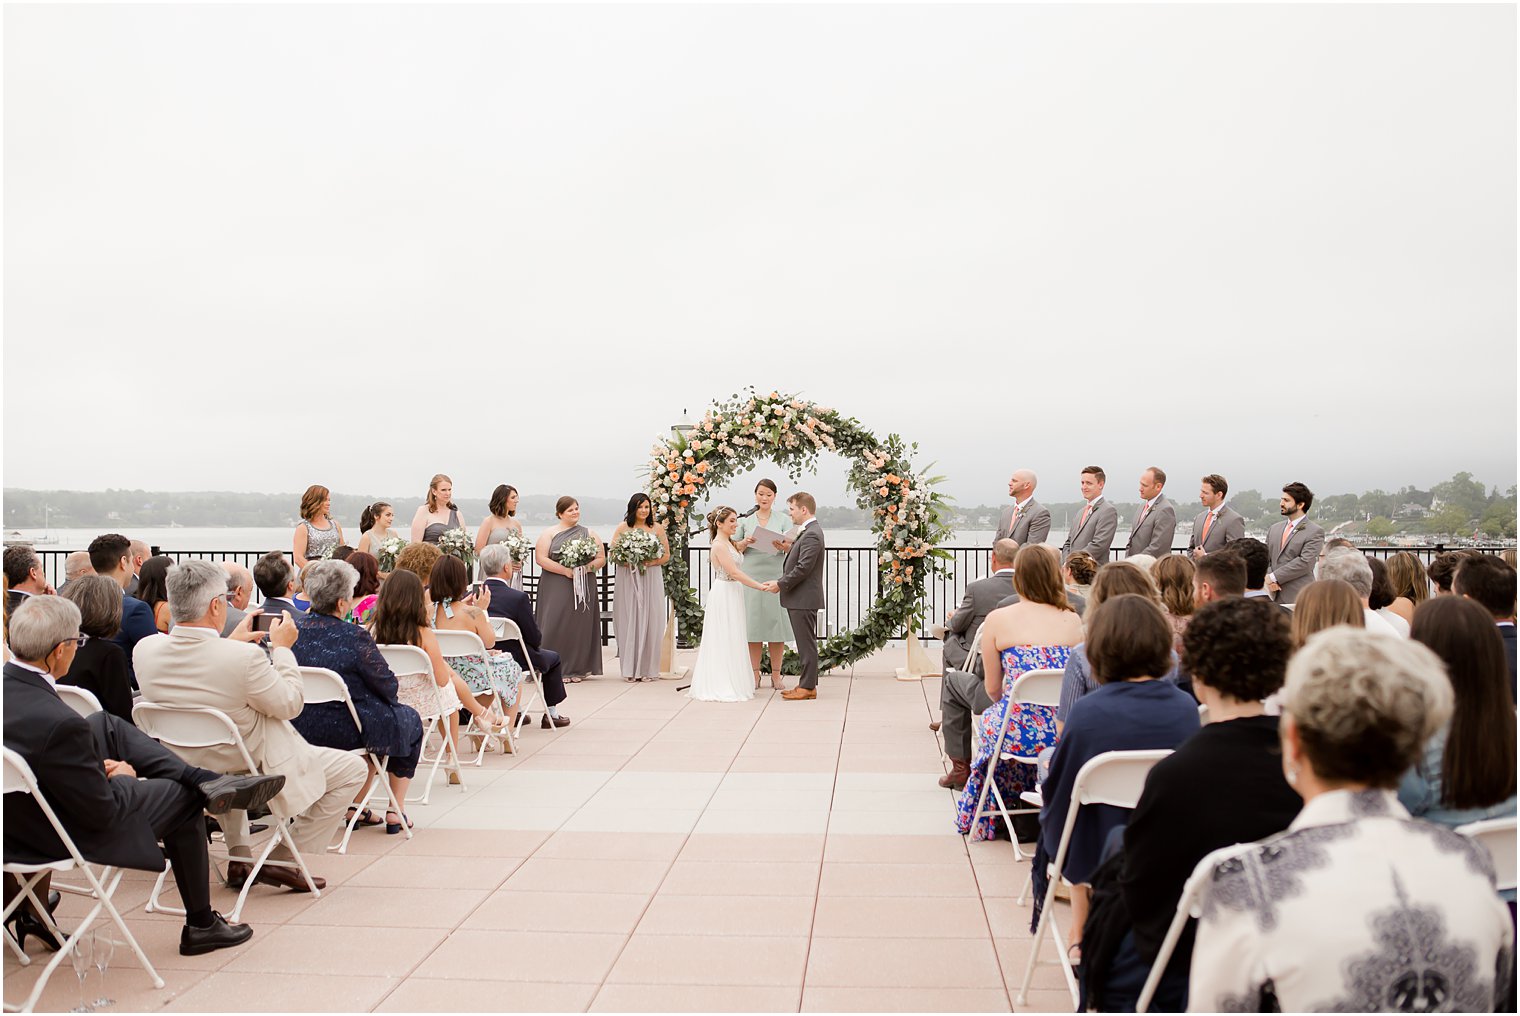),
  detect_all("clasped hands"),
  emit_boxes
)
[760,581,780,594]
